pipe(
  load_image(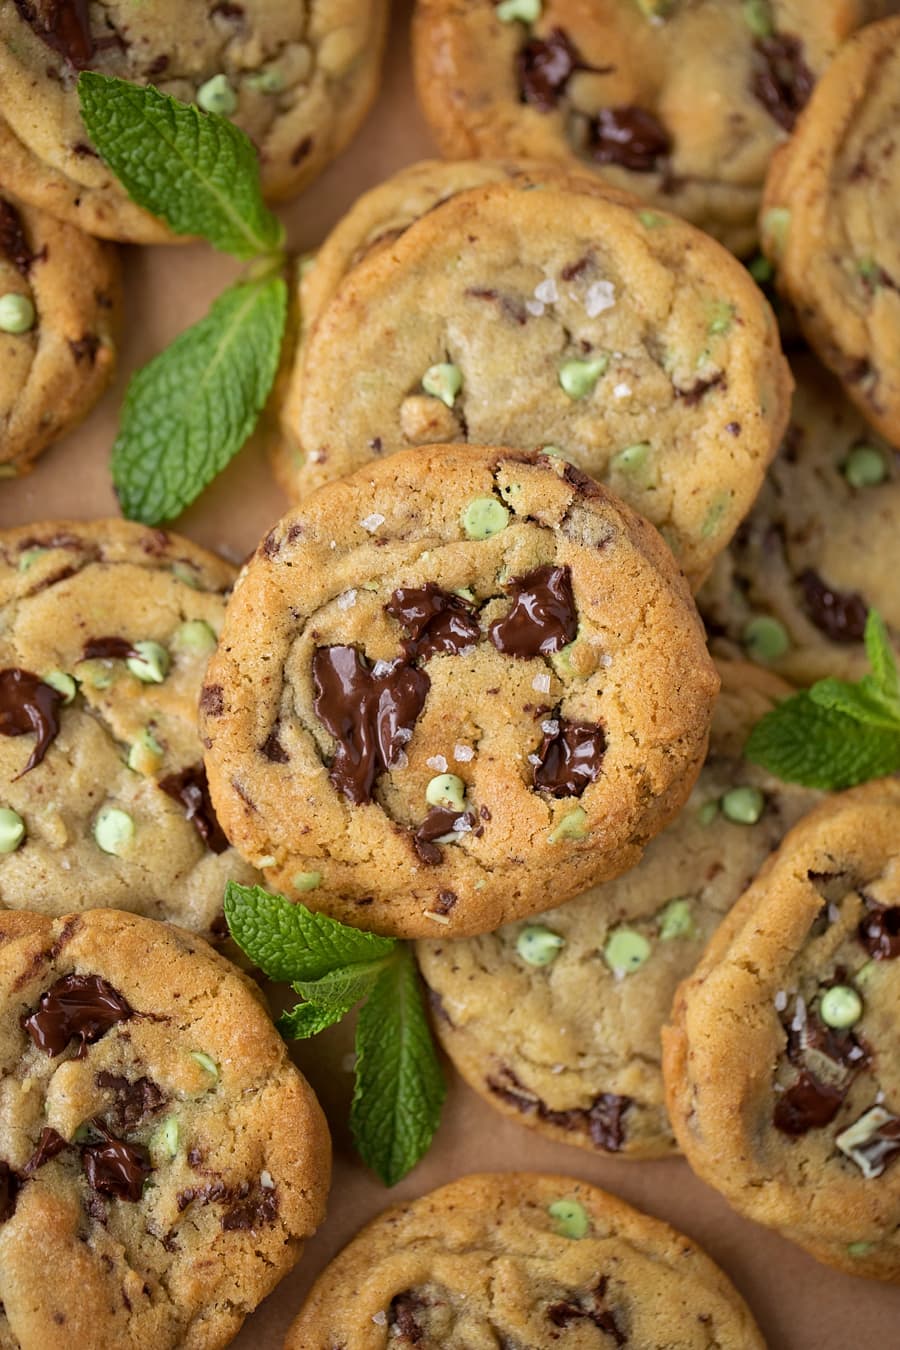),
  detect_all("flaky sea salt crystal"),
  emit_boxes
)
[372,1311,388,1327]
[260,1171,275,1189]
[526,299,545,317]
[790,995,807,1032]
[360,512,385,532]
[528,753,542,766]
[337,589,357,609]
[541,720,559,735]
[828,903,841,924]
[532,672,552,693]
[454,744,474,762]
[427,754,448,772]
[372,659,394,678]
[534,277,559,305]
[613,382,632,399]
[585,279,616,316]
[773,990,788,1012]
